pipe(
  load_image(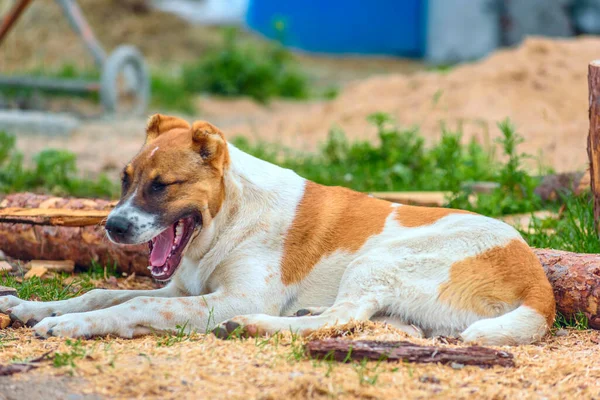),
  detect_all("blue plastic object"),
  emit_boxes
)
[245,1,427,57]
